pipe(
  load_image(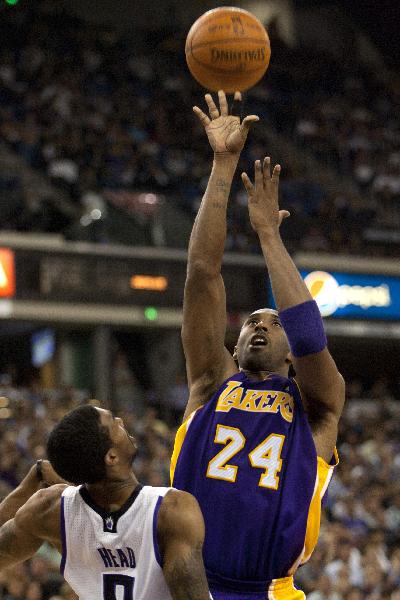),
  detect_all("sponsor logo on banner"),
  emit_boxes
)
[304,271,391,317]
